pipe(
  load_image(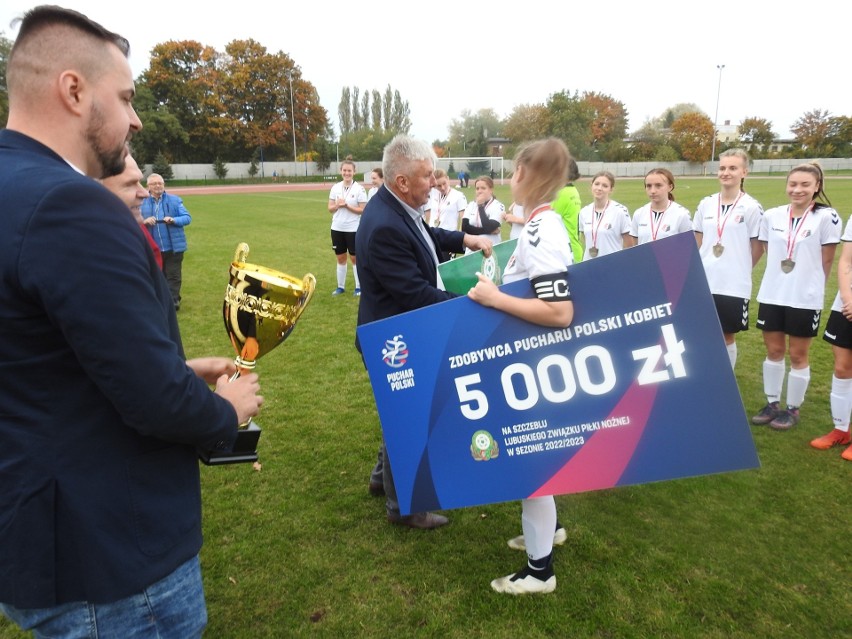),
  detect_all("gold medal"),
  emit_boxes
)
[713,244,724,257]
[589,247,599,258]
[781,259,795,273]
